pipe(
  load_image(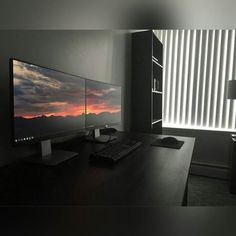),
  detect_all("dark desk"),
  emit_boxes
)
[1,207,234,235]
[0,132,195,206]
